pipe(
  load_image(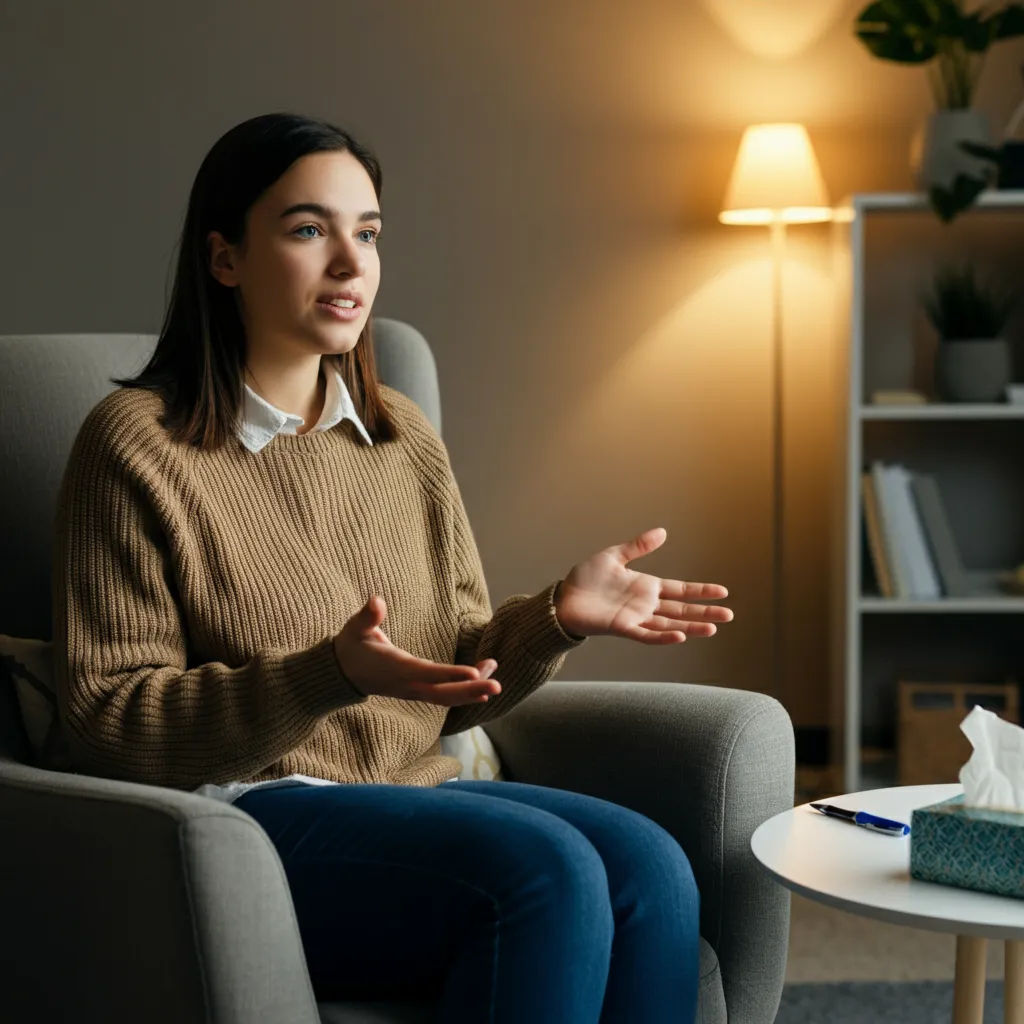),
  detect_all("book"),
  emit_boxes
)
[870,461,909,599]
[861,472,894,597]
[870,390,928,405]
[886,464,942,599]
[910,473,971,598]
